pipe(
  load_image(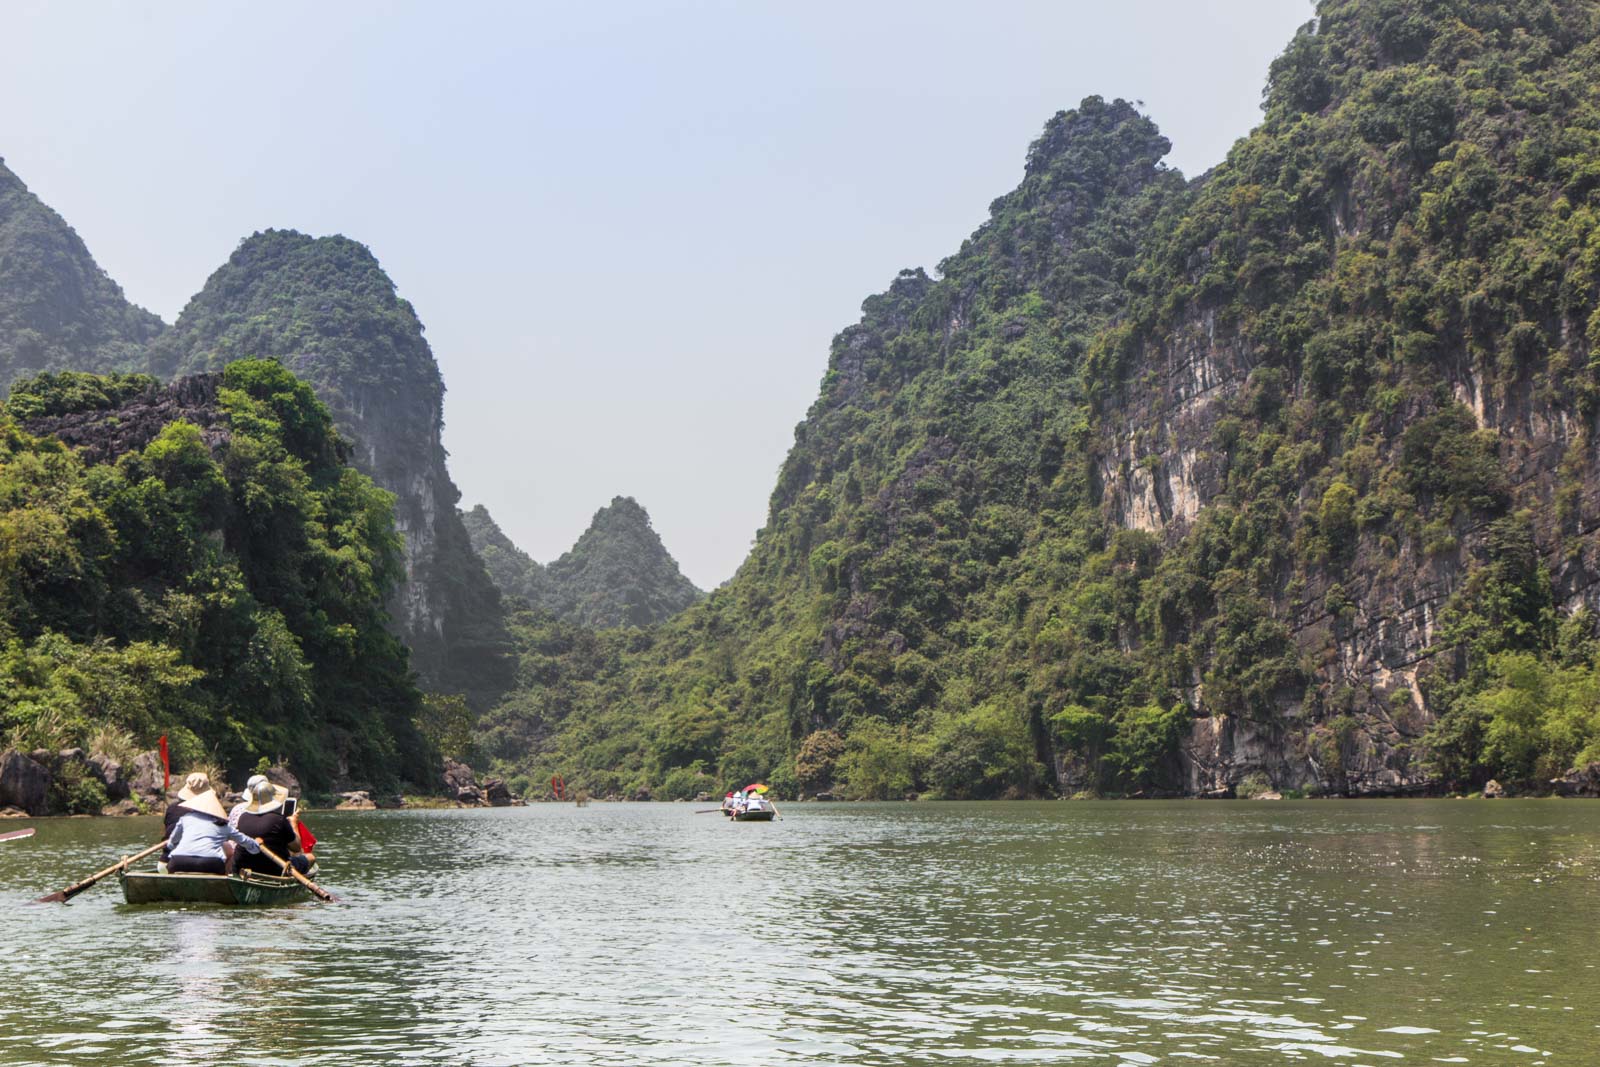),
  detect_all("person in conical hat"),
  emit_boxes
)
[165,786,261,876]
[235,780,308,877]
[160,772,213,871]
